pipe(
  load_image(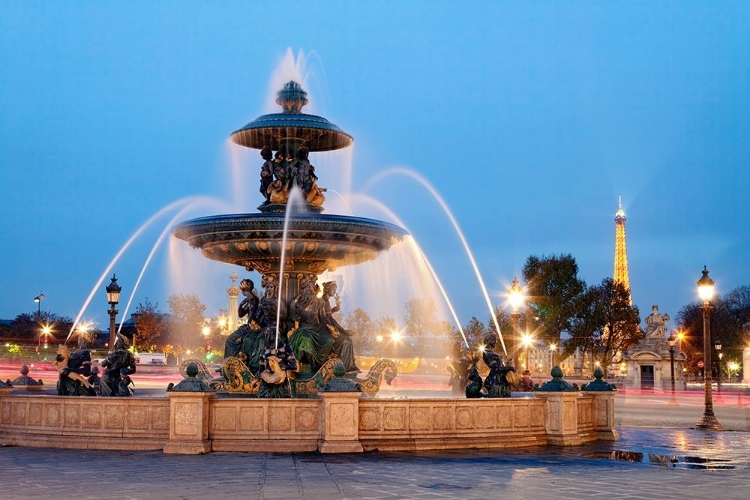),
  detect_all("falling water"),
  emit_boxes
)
[362,167,507,355]
[67,196,217,342]
[116,196,231,334]
[344,192,469,348]
[276,187,306,348]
